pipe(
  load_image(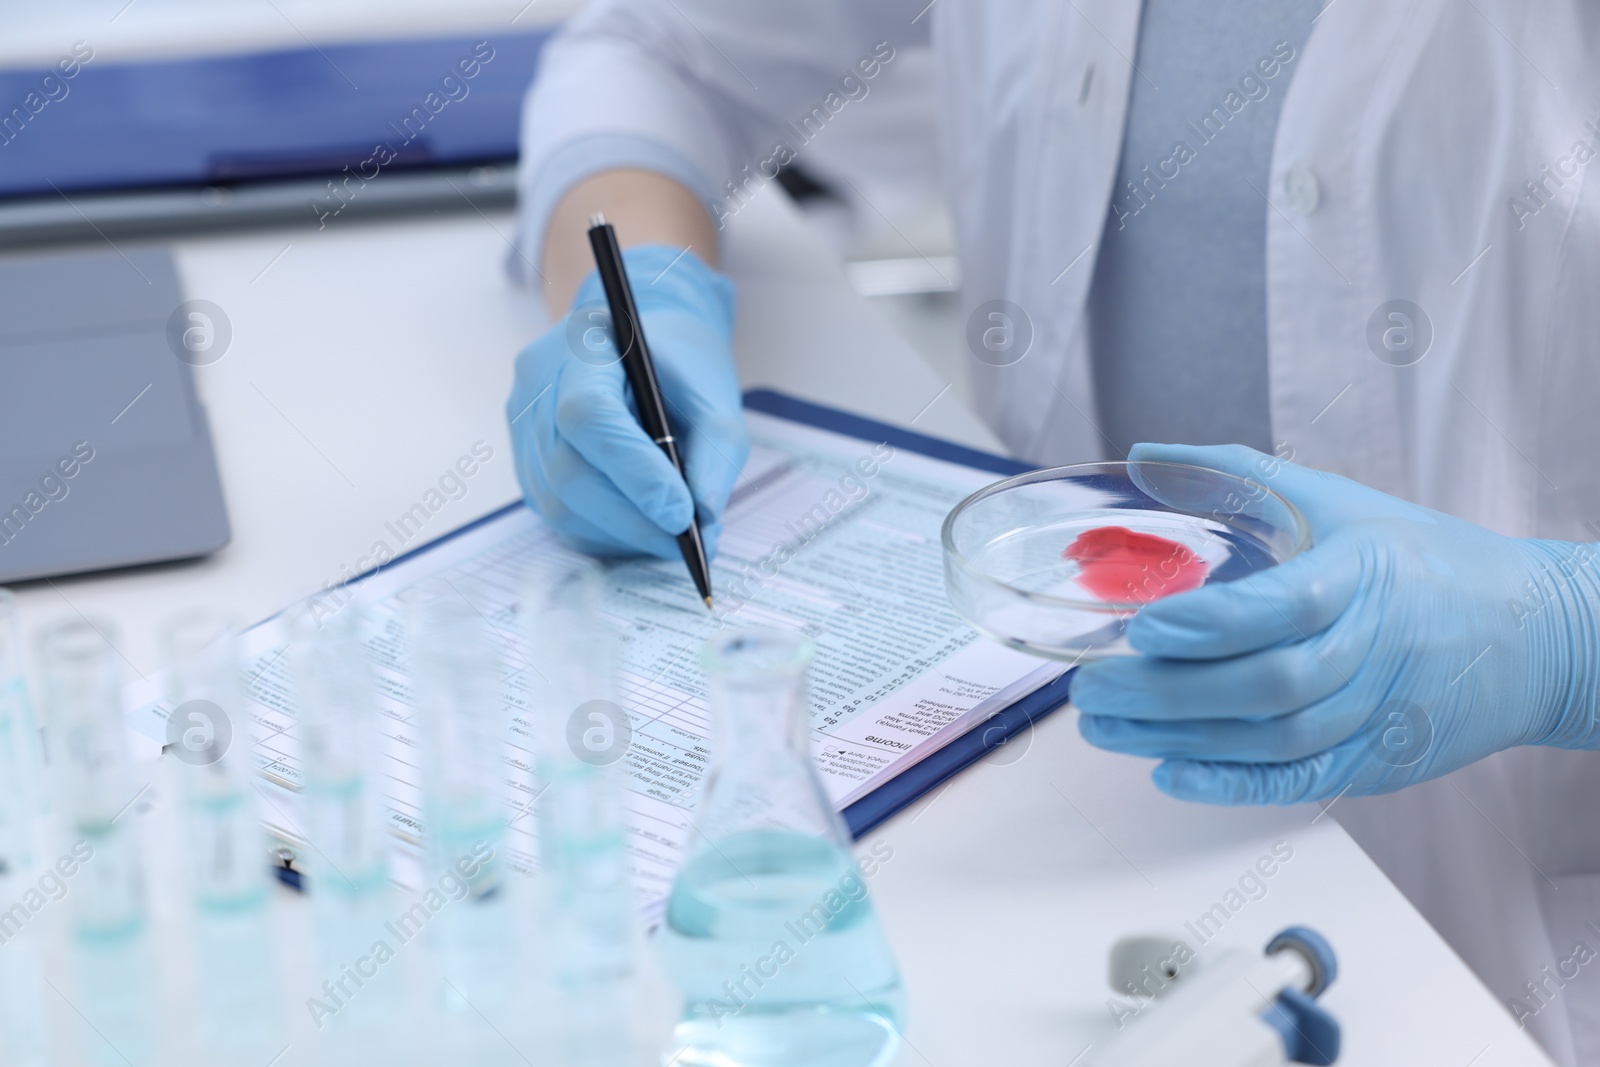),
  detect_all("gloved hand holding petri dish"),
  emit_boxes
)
[941,456,1310,662]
